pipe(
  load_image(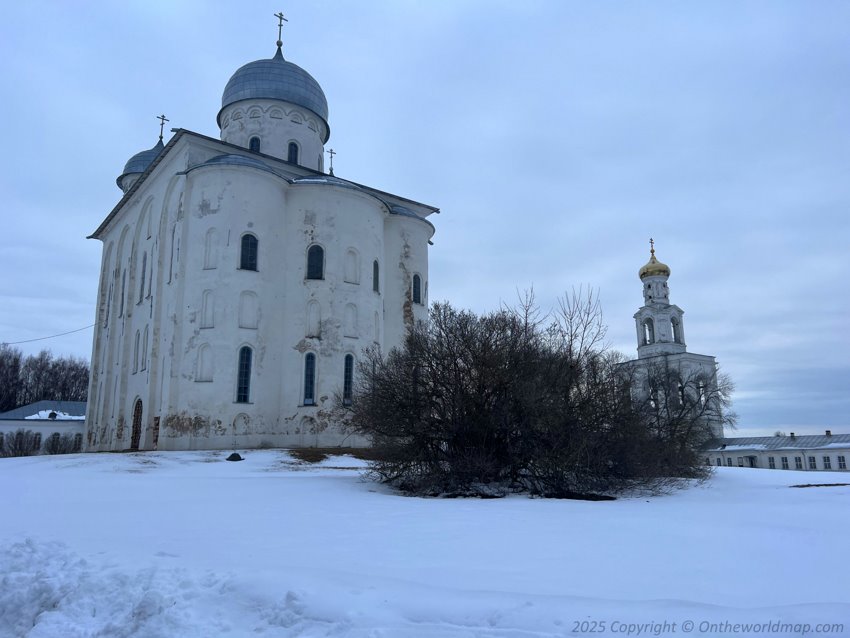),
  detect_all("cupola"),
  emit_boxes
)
[116,139,164,193]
